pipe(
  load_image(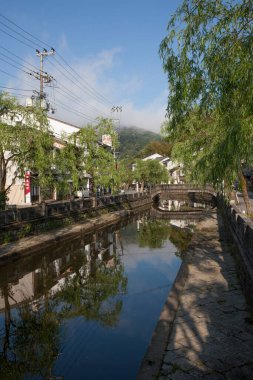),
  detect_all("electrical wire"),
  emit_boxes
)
[0,19,39,50]
[0,54,34,75]
[0,85,32,91]
[48,57,112,109]
[0,13,51,50]
[55,54,113,106]
[52,99,95,122]
[54,99,97,120]
[54,86,107,116]
[0,26,35,50]
[0,13,115,109]
[0,44,46,73]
